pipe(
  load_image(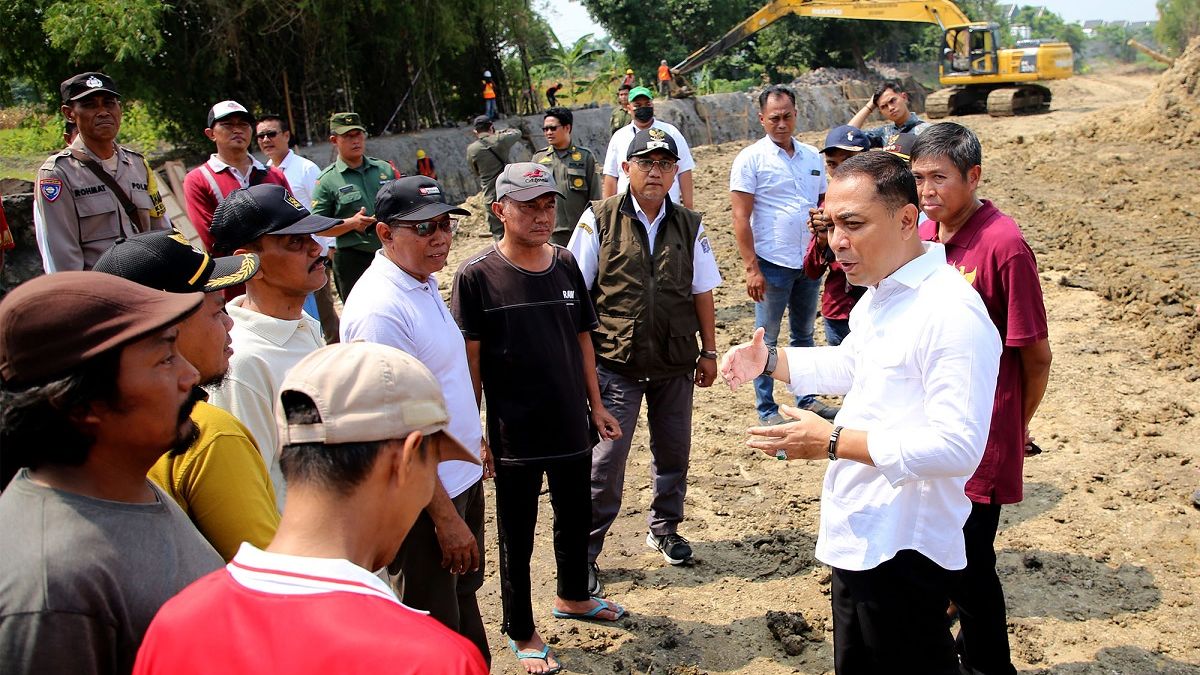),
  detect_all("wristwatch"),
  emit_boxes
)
[828,425,843,461]
[762,345,778,377]
[699,349,718,360]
